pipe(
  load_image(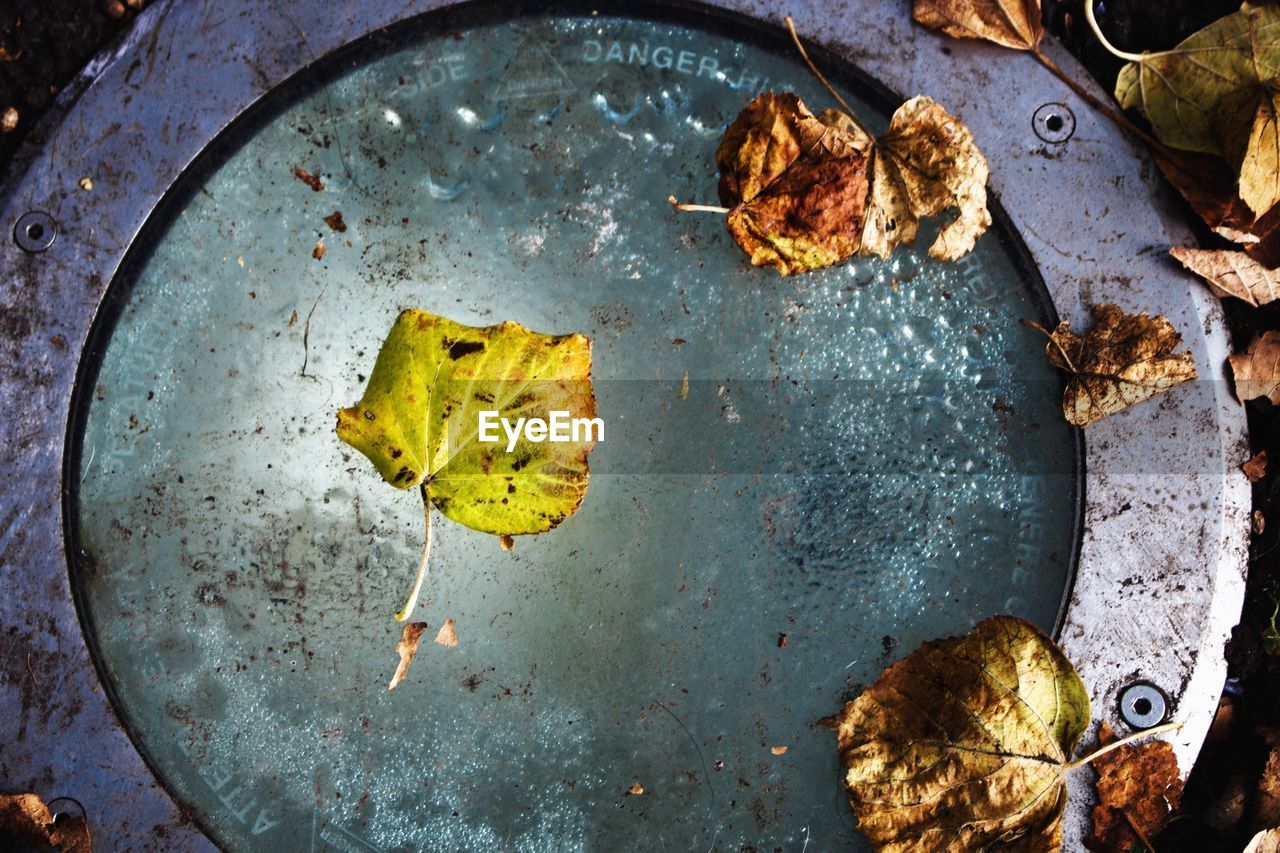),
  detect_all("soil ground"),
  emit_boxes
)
[0,1,1275,850]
